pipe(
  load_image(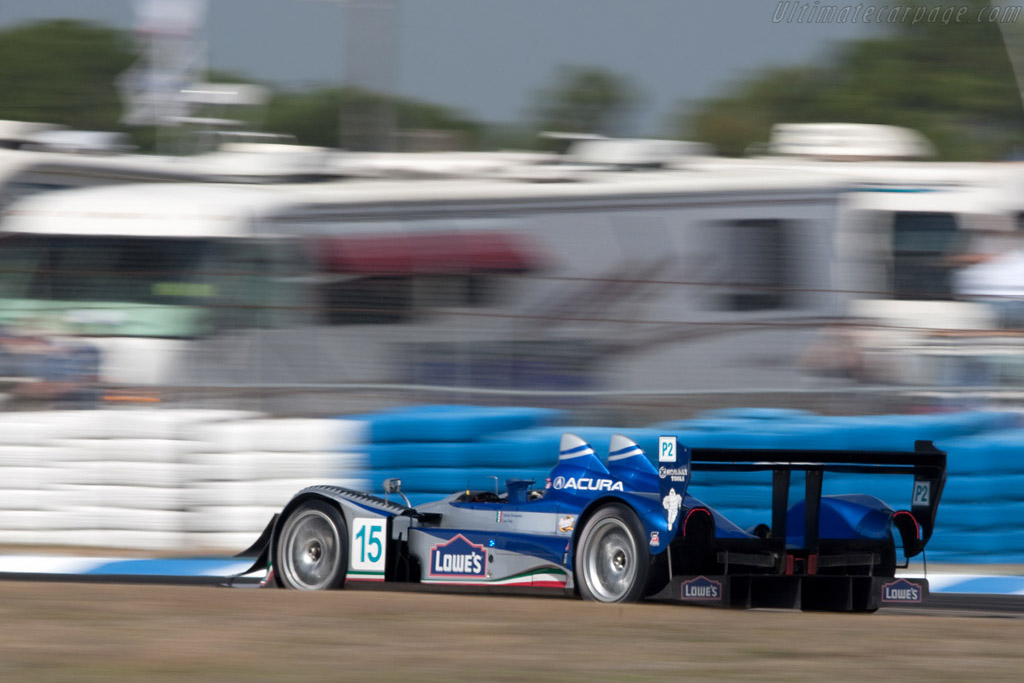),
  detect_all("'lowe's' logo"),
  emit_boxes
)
[881,578,922,603]
[551,476,623,492]
[680,576,722,601]
[429,534,487,579]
